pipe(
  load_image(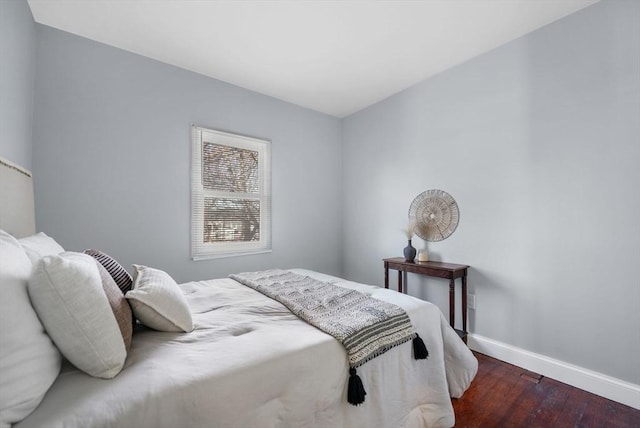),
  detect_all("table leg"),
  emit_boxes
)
[449,279,455,328]
[397,271,403,293]
[462,273,468,340]
[403,271,408,294]
[384,264,389,289]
